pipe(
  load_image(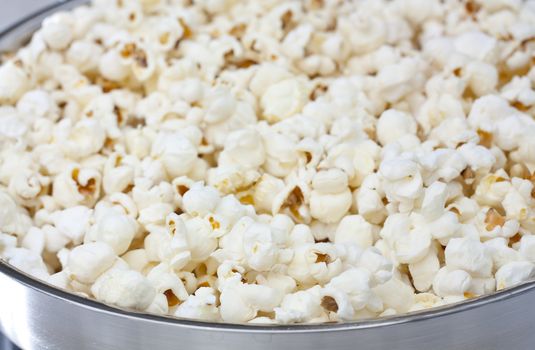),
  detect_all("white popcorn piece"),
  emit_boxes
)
[151,131,198,178]
[50,206,92,245]
[379,158,423,208]
[47,270,70,290]
[309,170,352,223]
[252,174,285,214]
[121,249,149,272]
[66,40,103,73]
[0,61,30,103]
[274,286,324,324]
[182,183,221,217]
[41,14,74,51]
[242,222,278,271]
[334,215,373,249]
[99,50,131,82]
[409,292,445,312]
[357,248,393,286]
[5,248,49,280]
[432,267,472,297]
[380,213,432,264]
[409,248,440,292]
[445,237,493,277]
[86,211,138,255]
[339,13,386,55]
[261,78,308,123]
[287,243,343,285]
[146,262,189,301]
[372,275,414,313]
[484,238,522,270]
[454,31,497,62]
[52,166,102,208]
[355,174,387,225]
[91,266,157,311]
[320,267,376,320]
[376,109,417,146]
[219,282,279,323]
[464,61,498,97]
[174,287,219,321]
[21,227,46,255]
[66,242,116,284]
[495,261,535,290]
